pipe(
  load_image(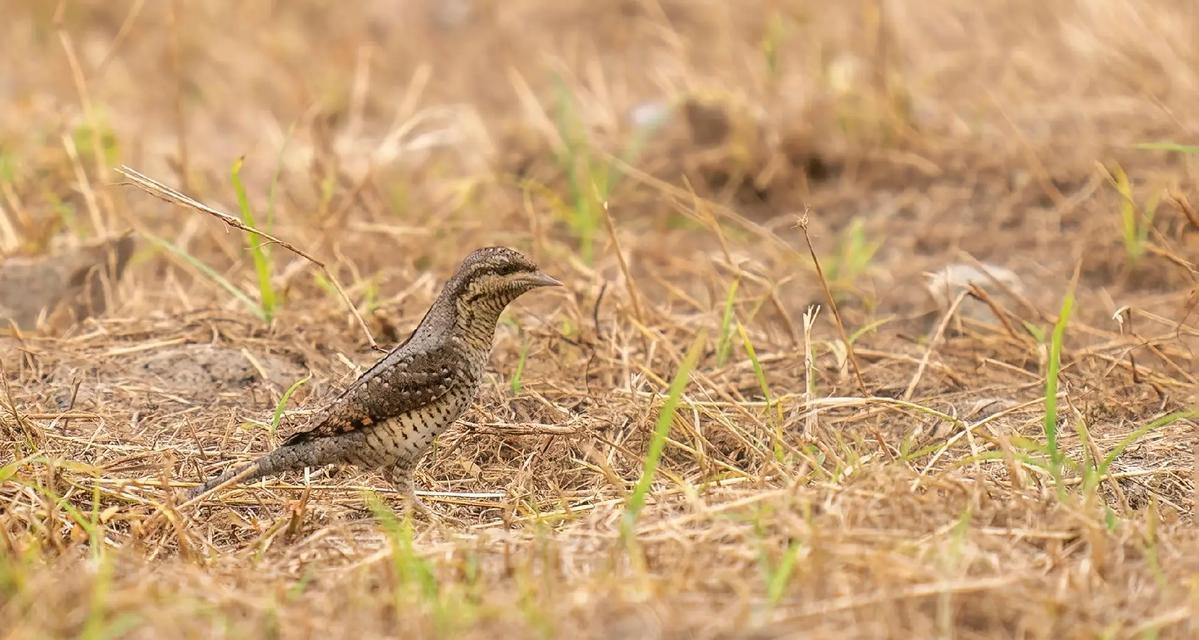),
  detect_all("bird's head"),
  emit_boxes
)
[443,247,561,321]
